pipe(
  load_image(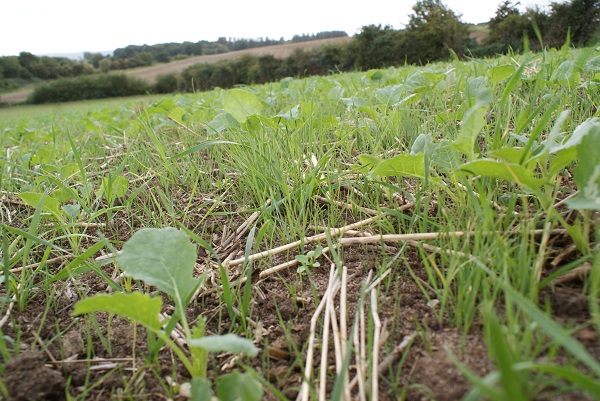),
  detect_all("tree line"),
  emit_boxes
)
[13,0,600,104]
[0,30,349,91]
[157,0,600,92]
